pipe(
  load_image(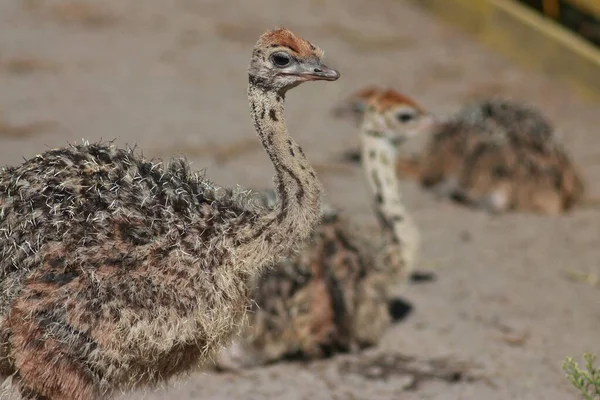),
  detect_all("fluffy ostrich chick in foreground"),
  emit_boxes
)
[334,87,584,214]
[0,28,339,400]
[216,91,426,370]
